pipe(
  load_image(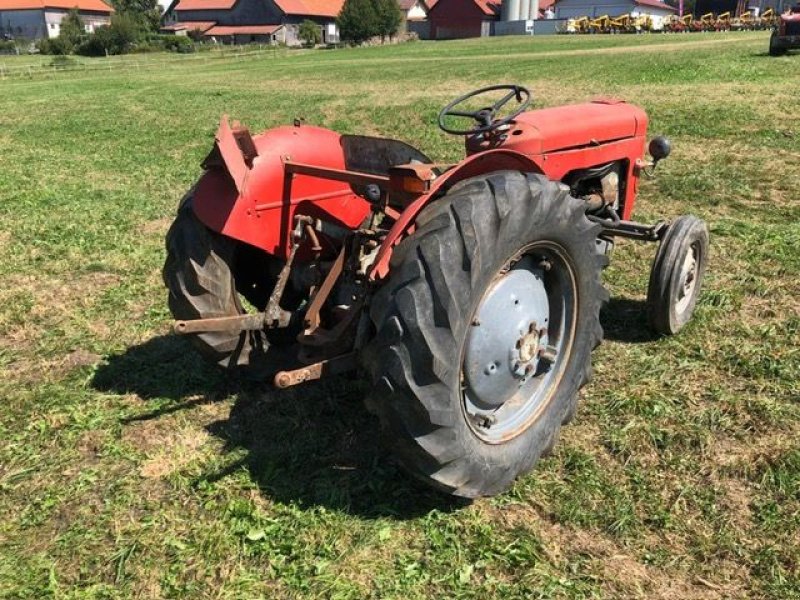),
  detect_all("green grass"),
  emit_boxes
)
[1,31,799,598]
